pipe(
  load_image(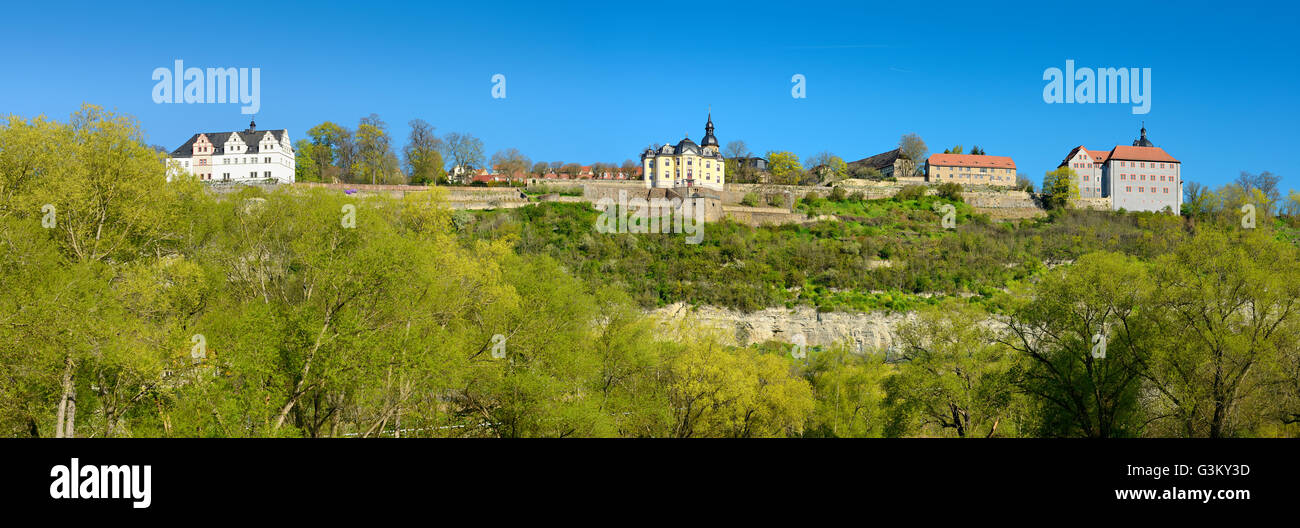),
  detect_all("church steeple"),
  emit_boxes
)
[1132,122,1153,147]
[701,108,718,148]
